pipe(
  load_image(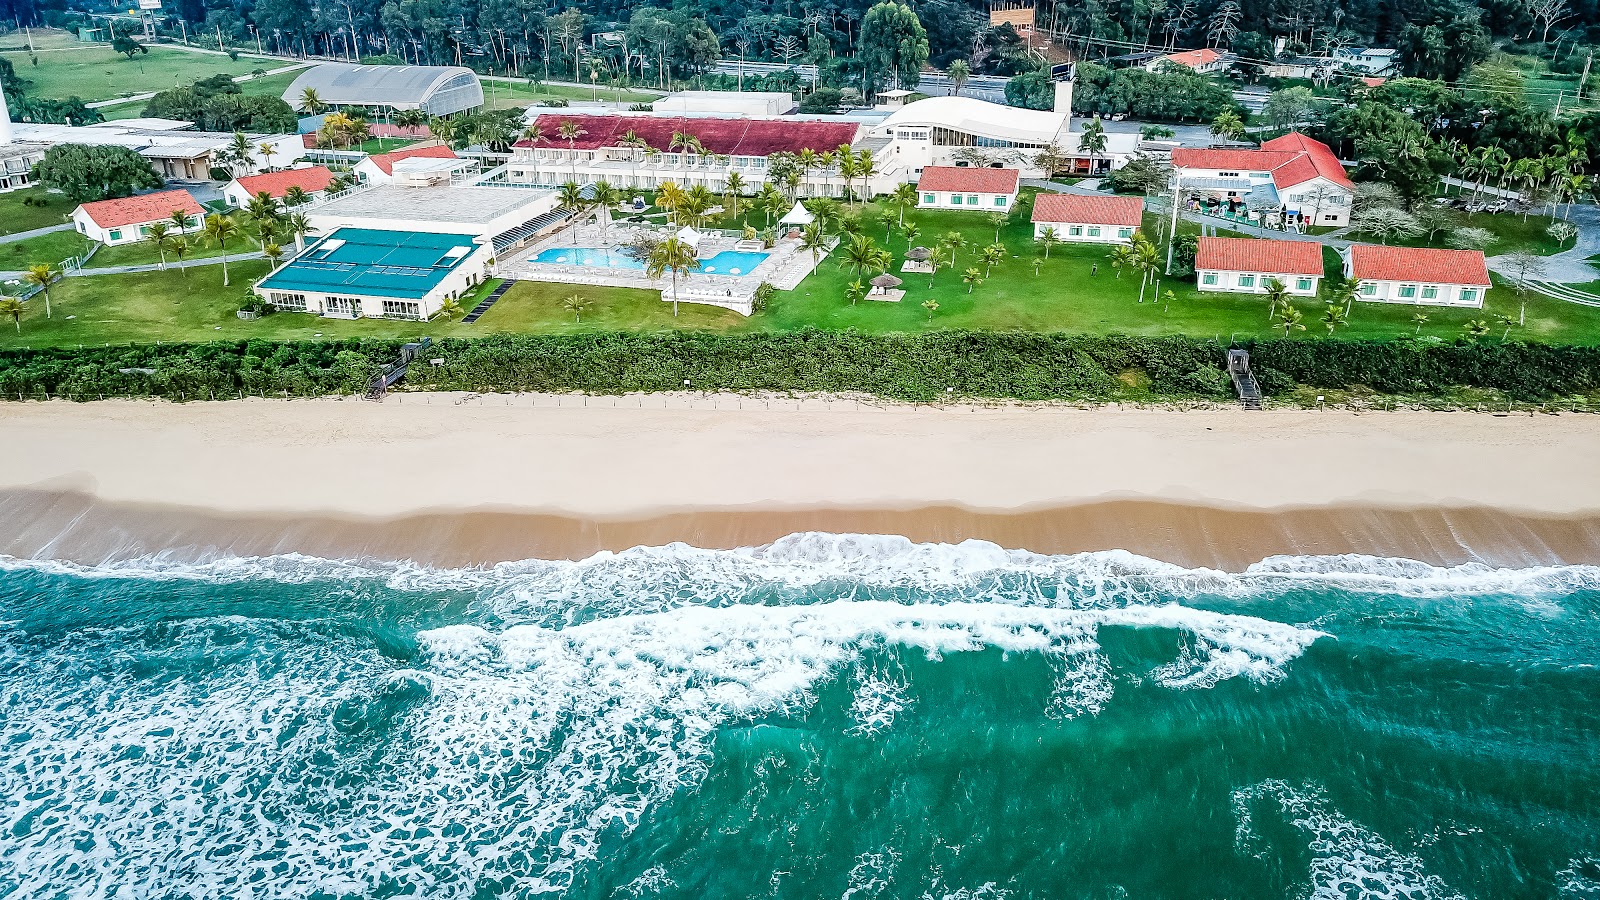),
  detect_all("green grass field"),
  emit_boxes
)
[0,230,93,269]
[95,68,305,120]
[1348,207,1570,256]
[1,45,277,102]
[482,78,656,110]
[0,188,76,235]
